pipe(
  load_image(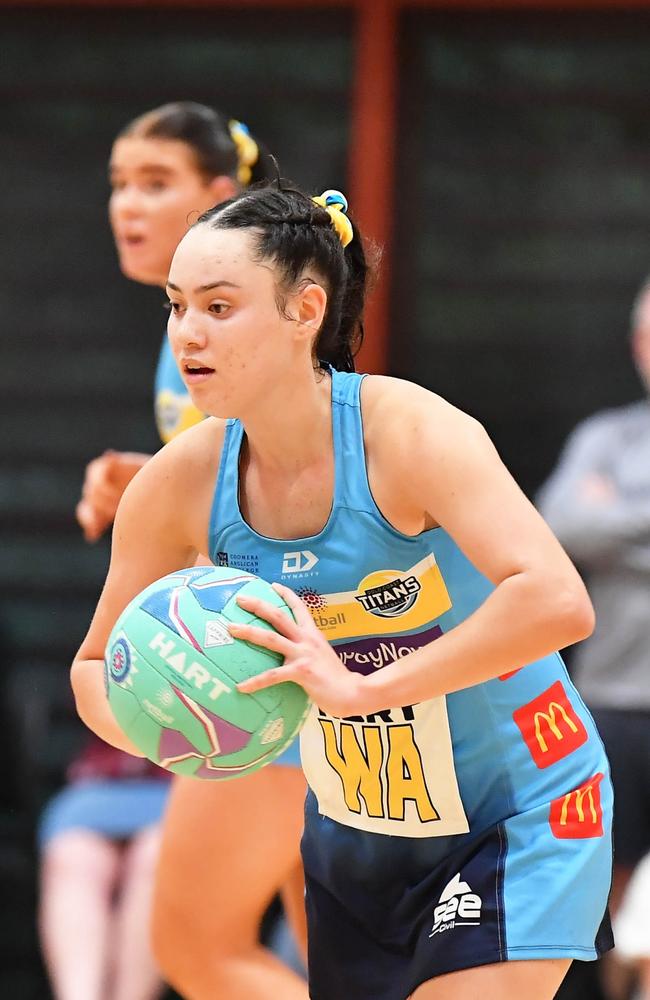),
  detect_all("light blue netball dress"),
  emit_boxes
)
[154,336,205,443]
[209,367,613,999]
